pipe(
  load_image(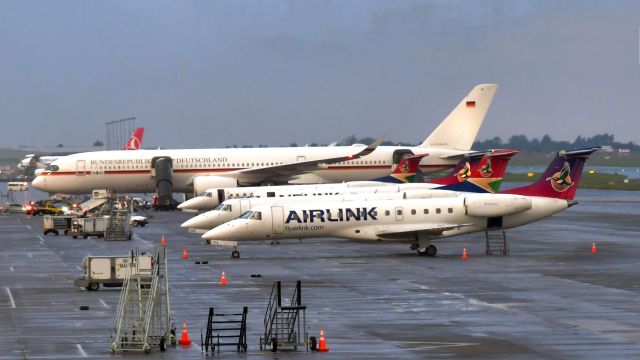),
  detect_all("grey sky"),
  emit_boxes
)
[0,0,638,149]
